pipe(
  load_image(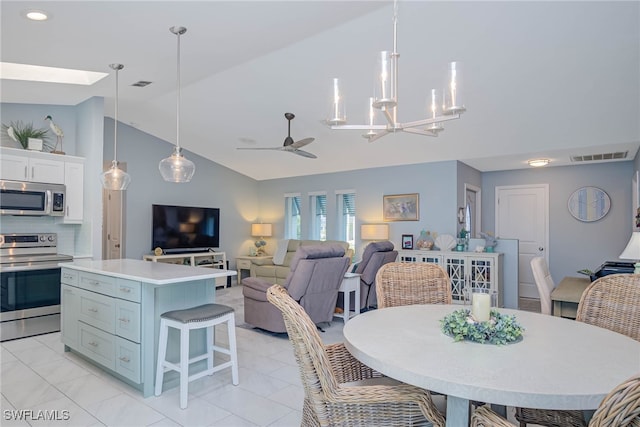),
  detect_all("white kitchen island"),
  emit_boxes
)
[60,259,237,397]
